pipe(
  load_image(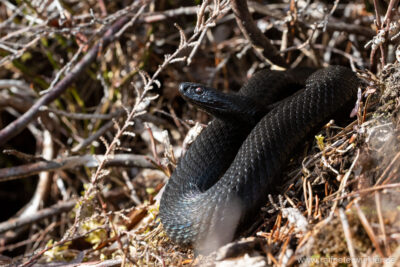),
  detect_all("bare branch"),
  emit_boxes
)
[0,200,76,234]
[0,154,154,182]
